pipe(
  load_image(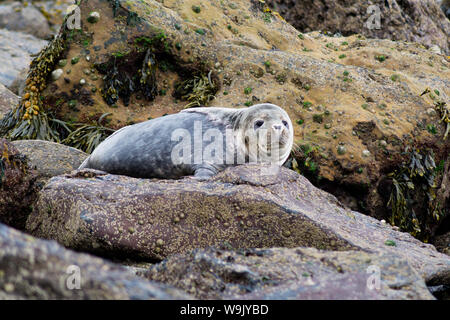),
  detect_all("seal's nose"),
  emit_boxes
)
[272,124,282,130]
